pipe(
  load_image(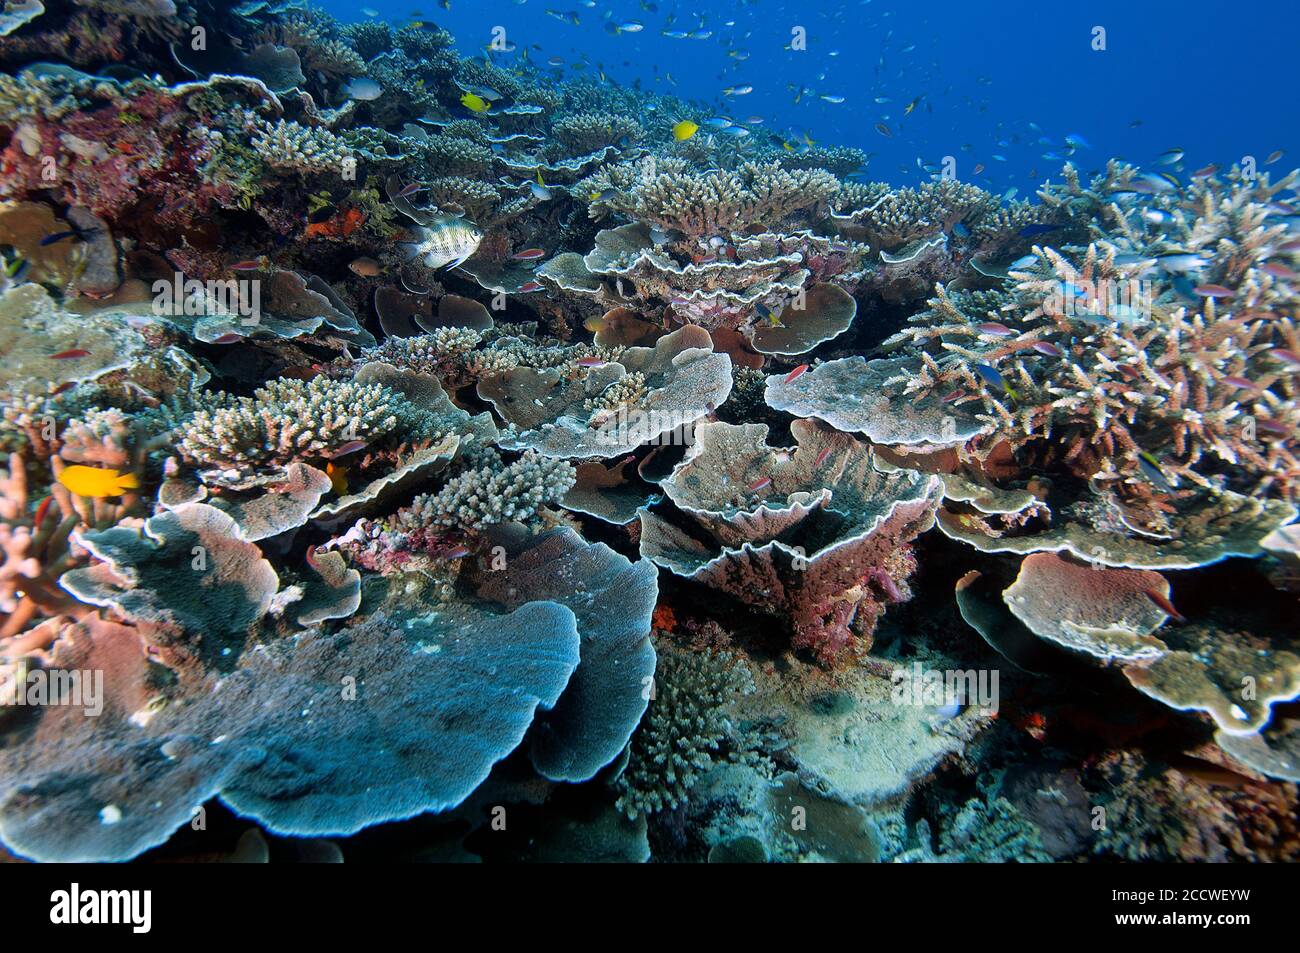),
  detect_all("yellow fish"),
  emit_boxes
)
[57,465,139,498]
[460,92,490,114]
[672,120,699,142]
